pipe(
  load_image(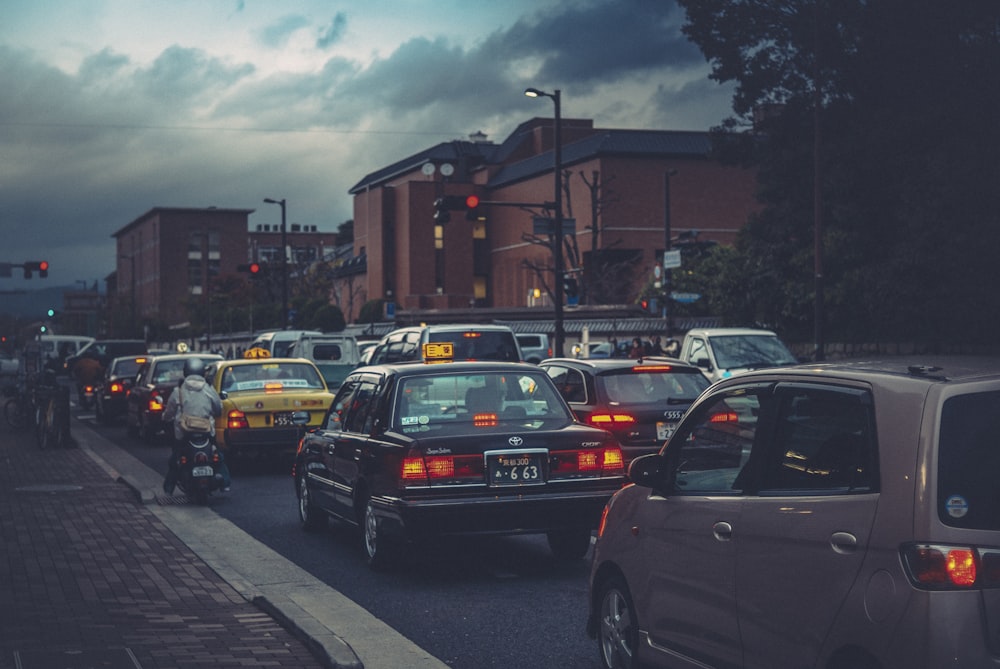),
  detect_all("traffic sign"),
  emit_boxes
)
[671,292,701,303]
[663,249,682,269]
